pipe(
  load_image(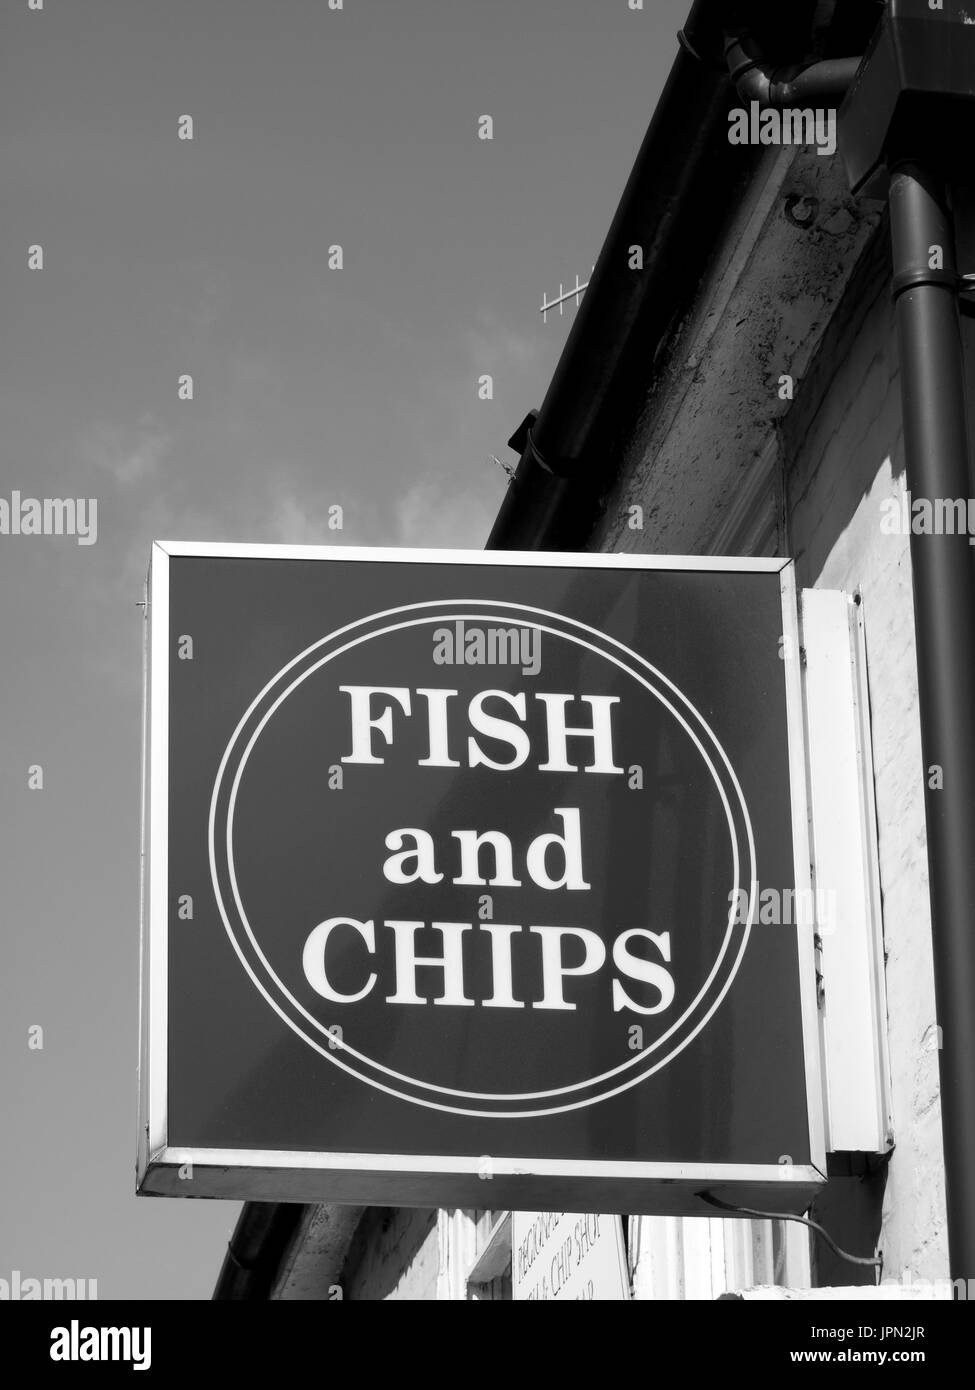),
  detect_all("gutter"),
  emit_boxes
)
[487,0,754,550]
[213,1202,305,1301]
